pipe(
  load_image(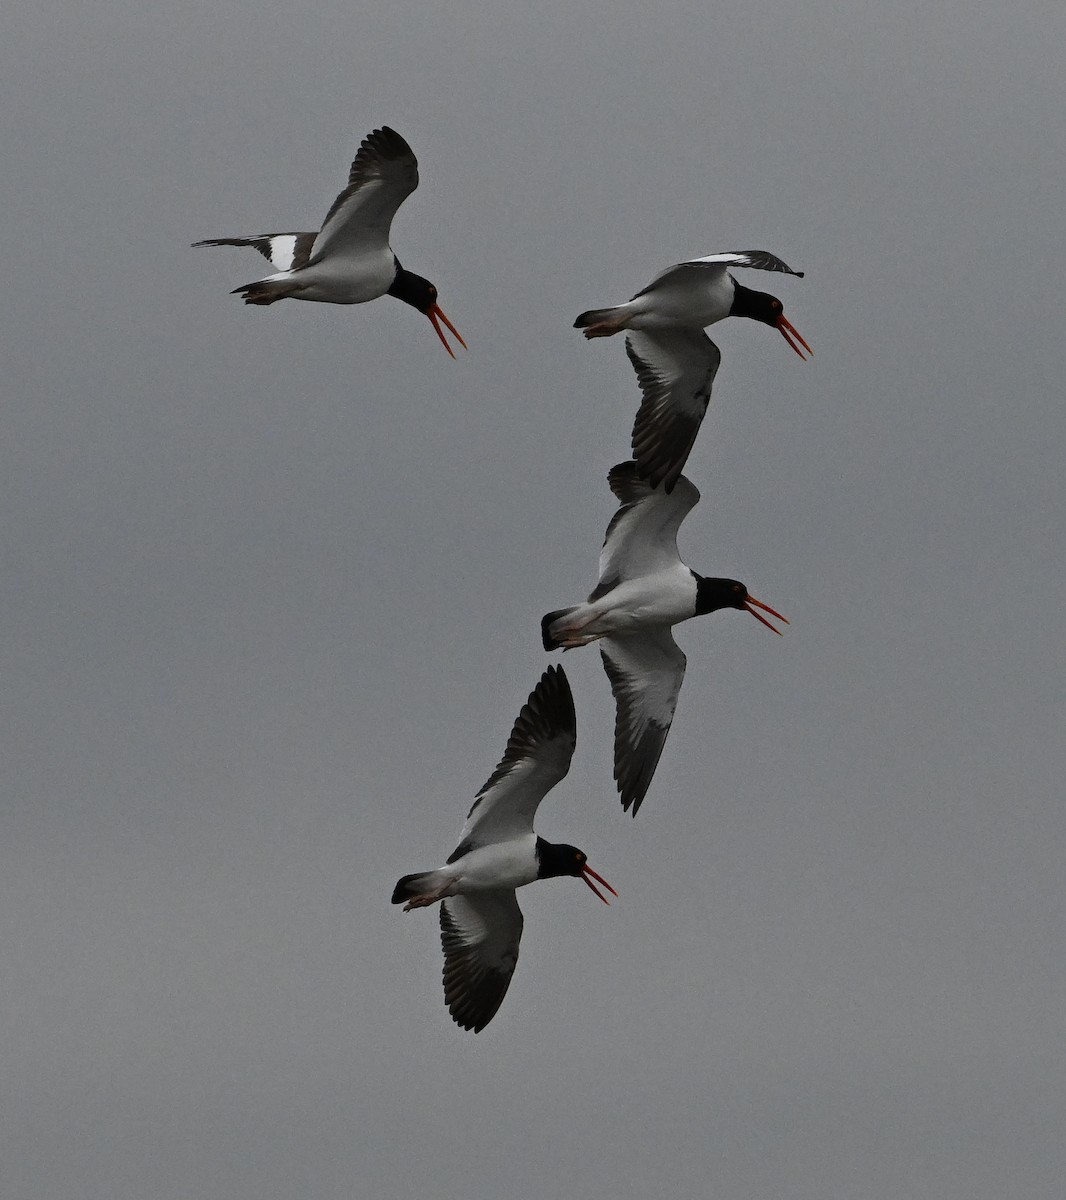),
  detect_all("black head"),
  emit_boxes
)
[729,282,783,327]
[694,575,749,615]
[386,266,467,357]
[536,837,617,903]
[693,574,789,634]
[387,267,439,314]
[536,838,588,879]
[729,282,811,360]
